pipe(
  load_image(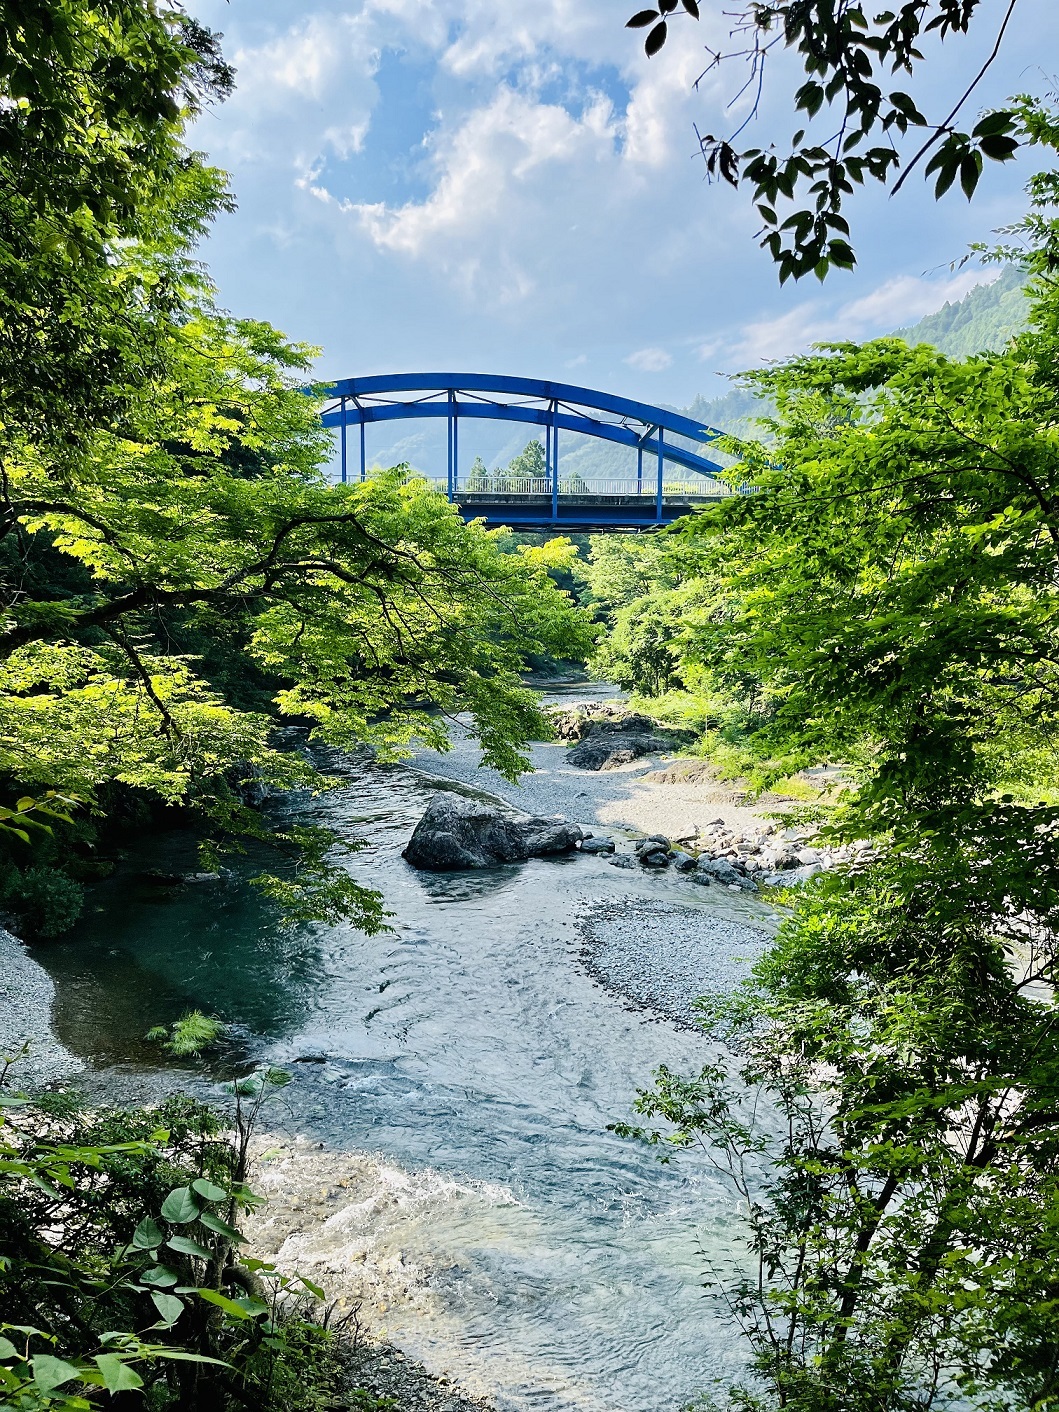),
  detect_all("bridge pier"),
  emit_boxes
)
[550,403,558,522]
